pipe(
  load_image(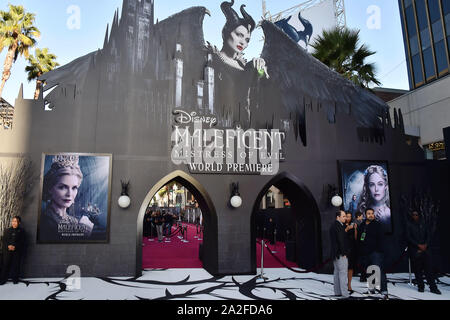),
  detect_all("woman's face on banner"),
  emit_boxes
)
[227,25,251,54]
[368,172,386,203]
[50,174,81,209]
